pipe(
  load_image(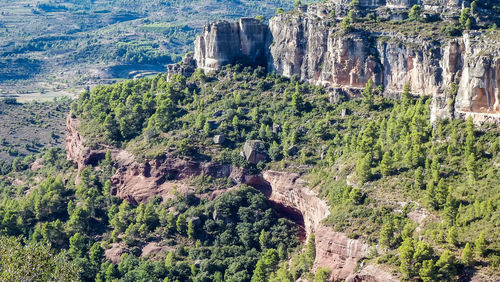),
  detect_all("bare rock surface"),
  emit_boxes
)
[193,3,500,124]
